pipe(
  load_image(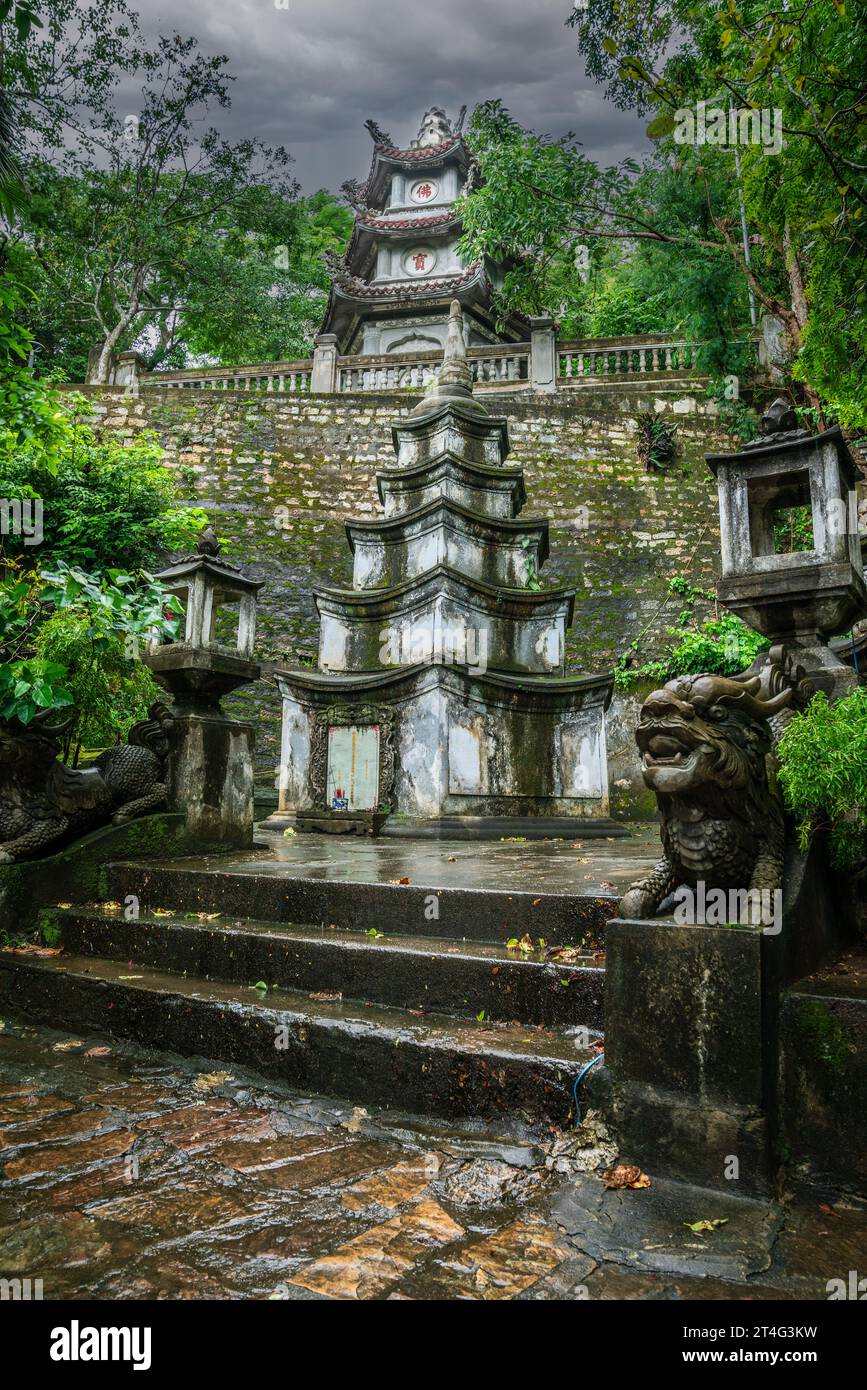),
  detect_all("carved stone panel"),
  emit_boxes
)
[309,704,397,815]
